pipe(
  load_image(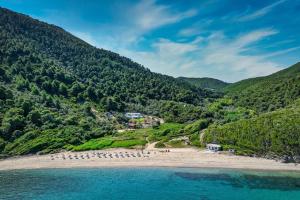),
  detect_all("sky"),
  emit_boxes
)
[1,0,300,82]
